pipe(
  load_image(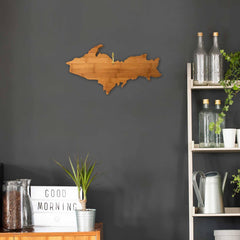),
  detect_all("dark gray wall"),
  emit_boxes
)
[1,1,240,240]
